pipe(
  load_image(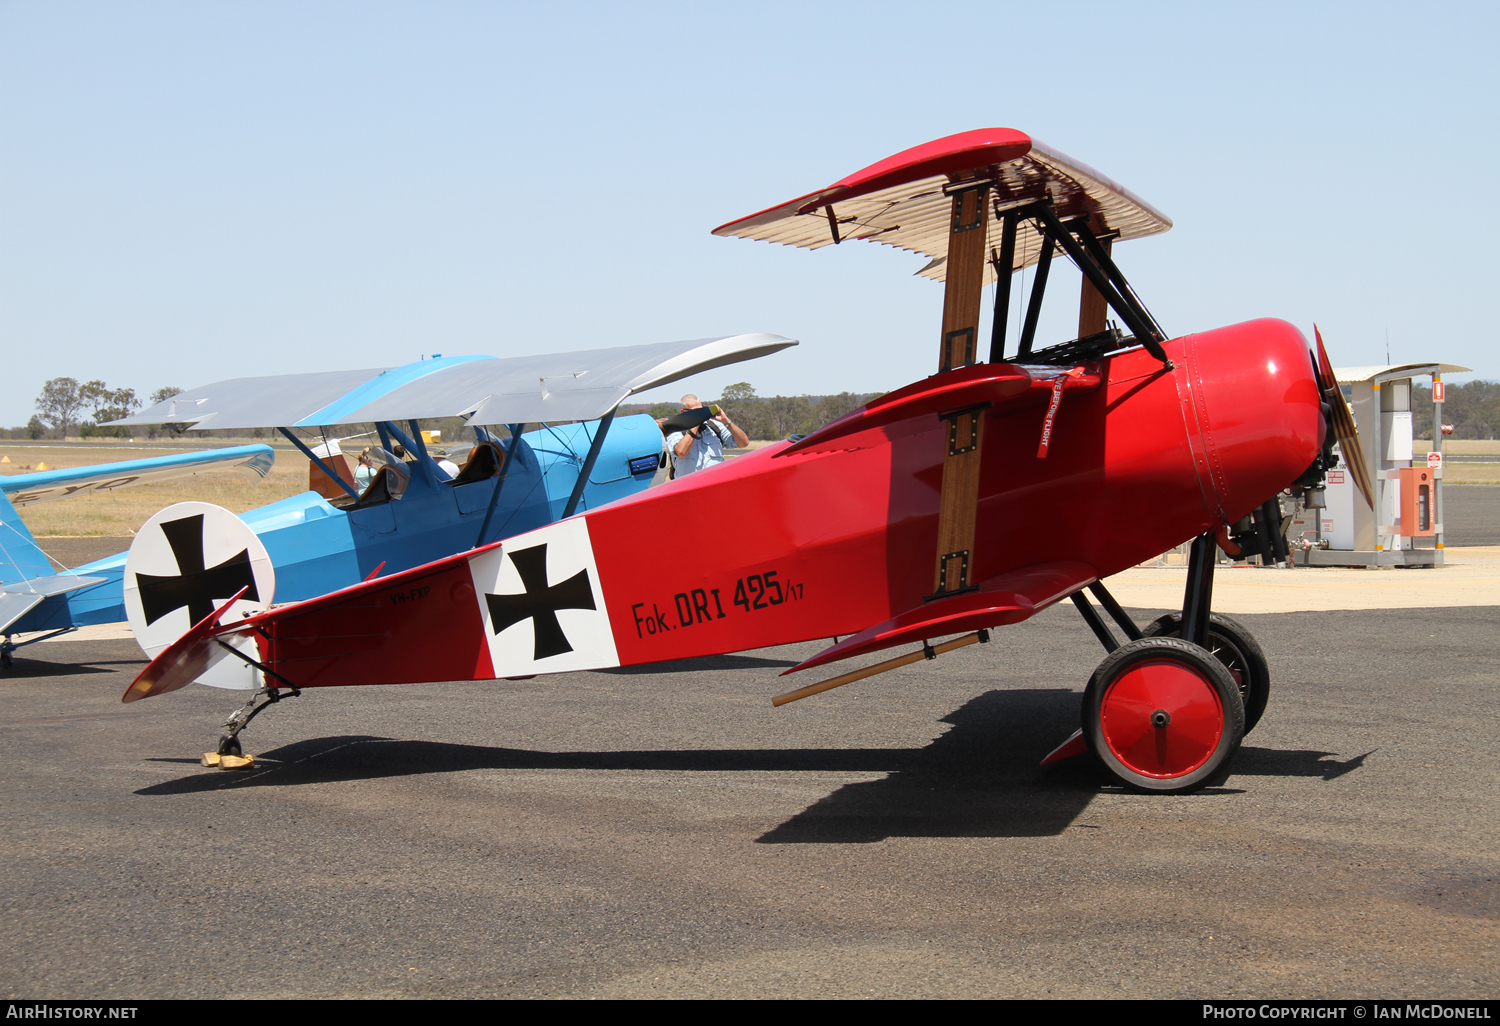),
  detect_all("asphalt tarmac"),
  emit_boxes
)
[1443,485,1500,546]
[2,602,1495,999]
